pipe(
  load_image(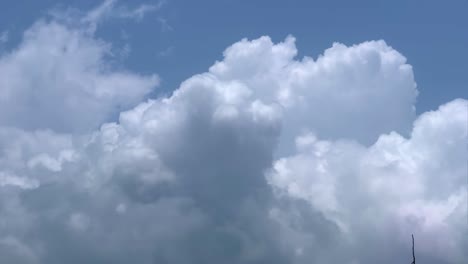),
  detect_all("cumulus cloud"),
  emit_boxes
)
[0,2,465,264]
[268,99,467,264]
[0,17,159,132]
[210,36,417,153]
